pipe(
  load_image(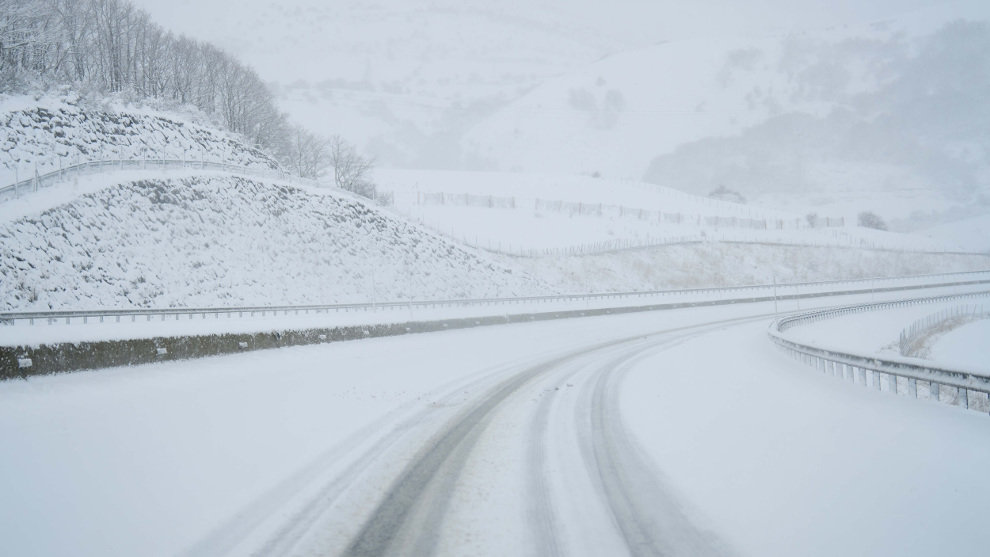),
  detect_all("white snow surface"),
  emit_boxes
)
[920,213,990,254]
[928,319,990,370]
[1,288,988,556]
[622,313,990,557]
